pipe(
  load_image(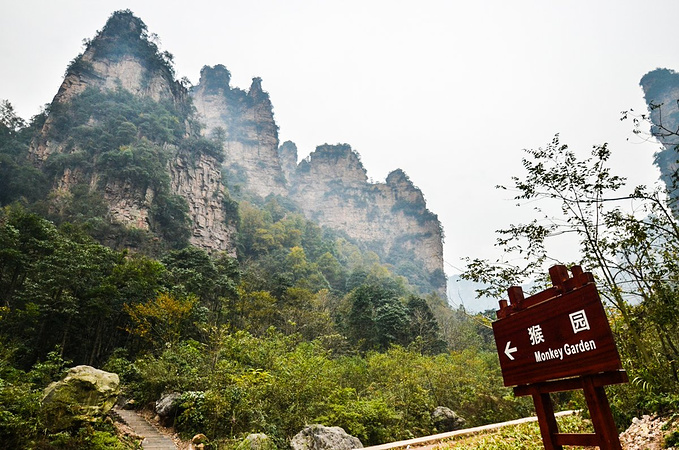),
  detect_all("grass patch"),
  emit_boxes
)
[435,413,594,450]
